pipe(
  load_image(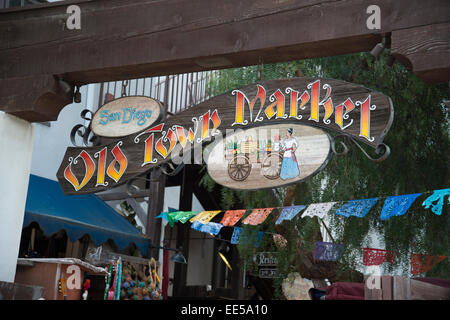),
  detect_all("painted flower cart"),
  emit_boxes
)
[226,138,284,181]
